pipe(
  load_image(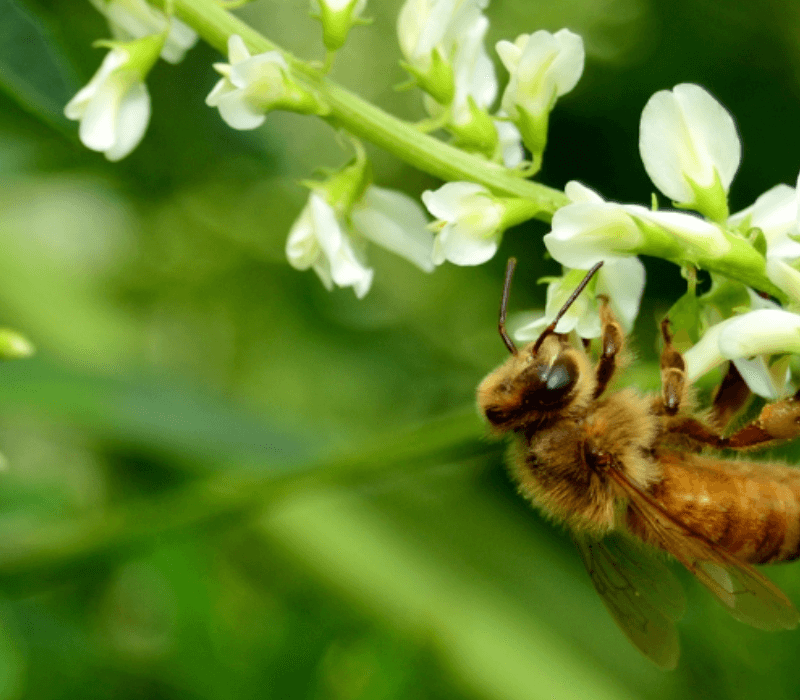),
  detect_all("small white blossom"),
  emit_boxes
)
[544,181,730,269]
[64,41,156,161]
[90,0,197,64]
[684,309,800,398]
[516,257,646,341]
[206,35,323,130]
[397,0,489,104]
[287,193,374,298]
[729,183,799,258]
[287,186,433,297]
[442,11,496,124]
[422,182,505,265]
[543,183,644,268]
[639,83,740,220]
[496,29,584,153]
[206,36,291,130]
[729,173,800,301]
